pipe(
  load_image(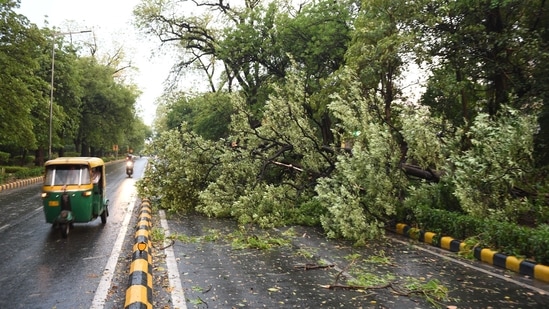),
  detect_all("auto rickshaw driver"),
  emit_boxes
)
[92,167,101,184]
